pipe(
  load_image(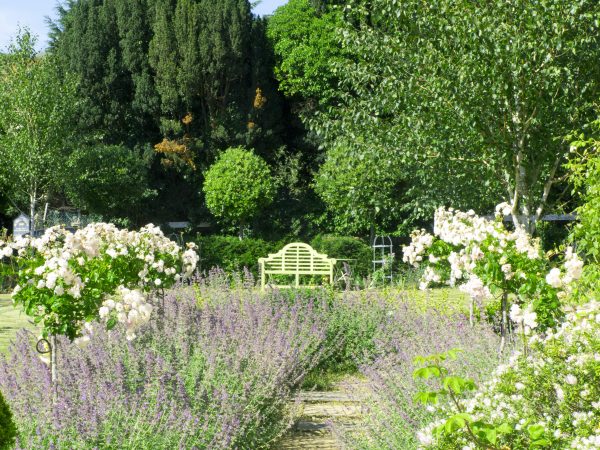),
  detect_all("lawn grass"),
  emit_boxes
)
[0,293,37,354]
[360,286,472,315]
[400,287,472,313]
